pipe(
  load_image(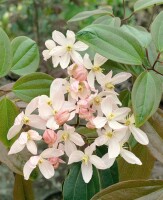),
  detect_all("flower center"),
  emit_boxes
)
[23,116,30,125]
[47,99,52,106]
[38,158,43,164]
[61,132,69,141]
[105,83,114,90]
[105,131,113,138]
[78,83,83,92]
[27,132,31,140]
[93,96,101,105]
[53,110,58,115]
[82,154,89,164]
[66,45,72,52]
[92,66,102,72]
[125,119,131,126]
[107,113,115,120]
